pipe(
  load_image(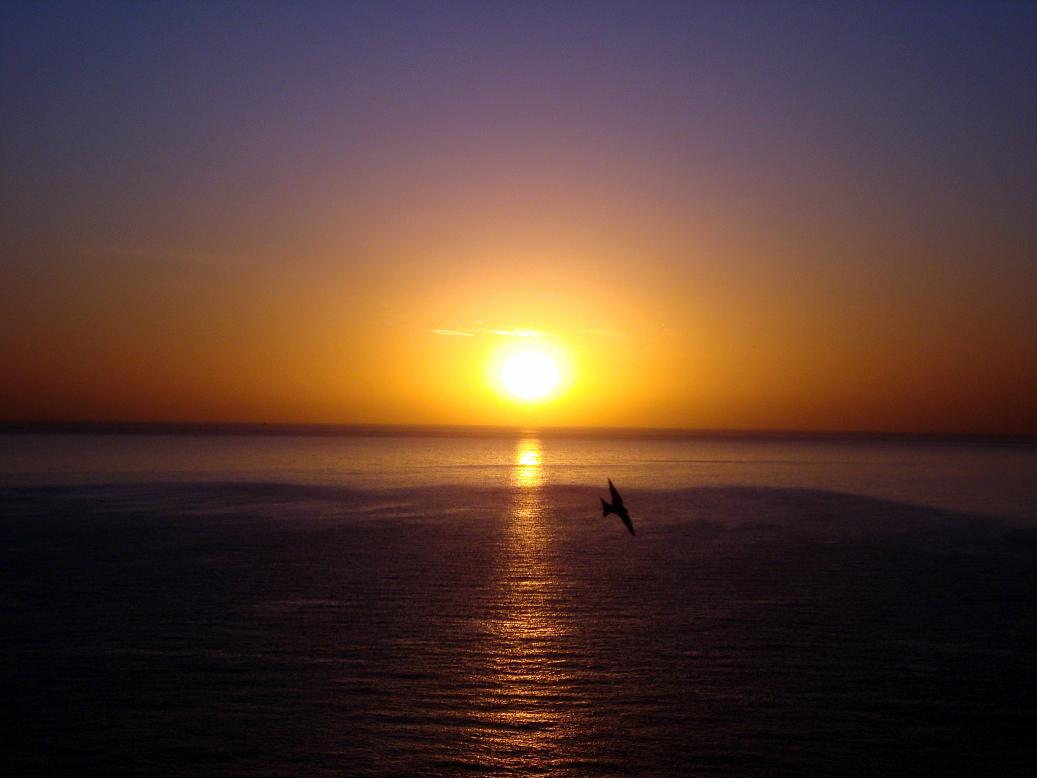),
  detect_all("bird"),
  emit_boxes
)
[601,478,635,535]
